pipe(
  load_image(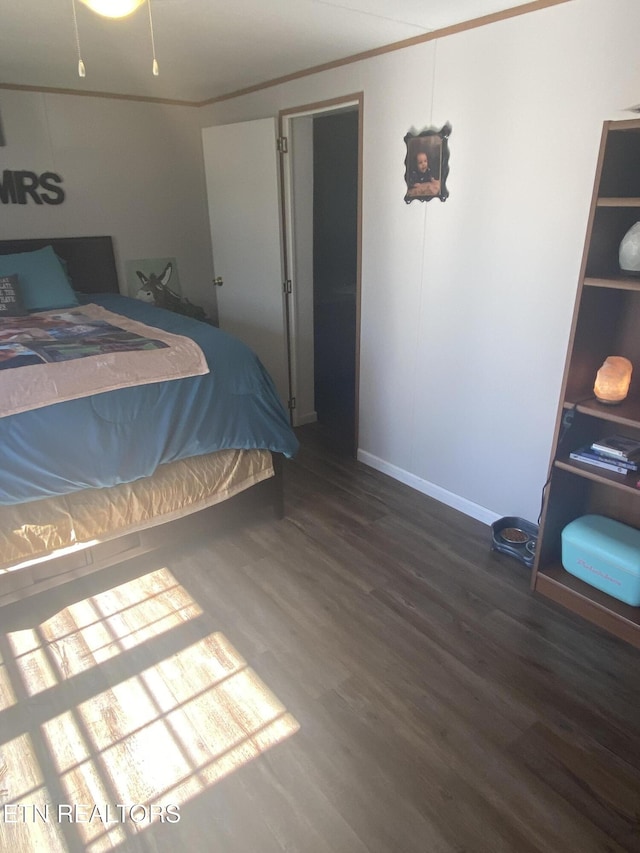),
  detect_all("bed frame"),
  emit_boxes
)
[0,236,285,607]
